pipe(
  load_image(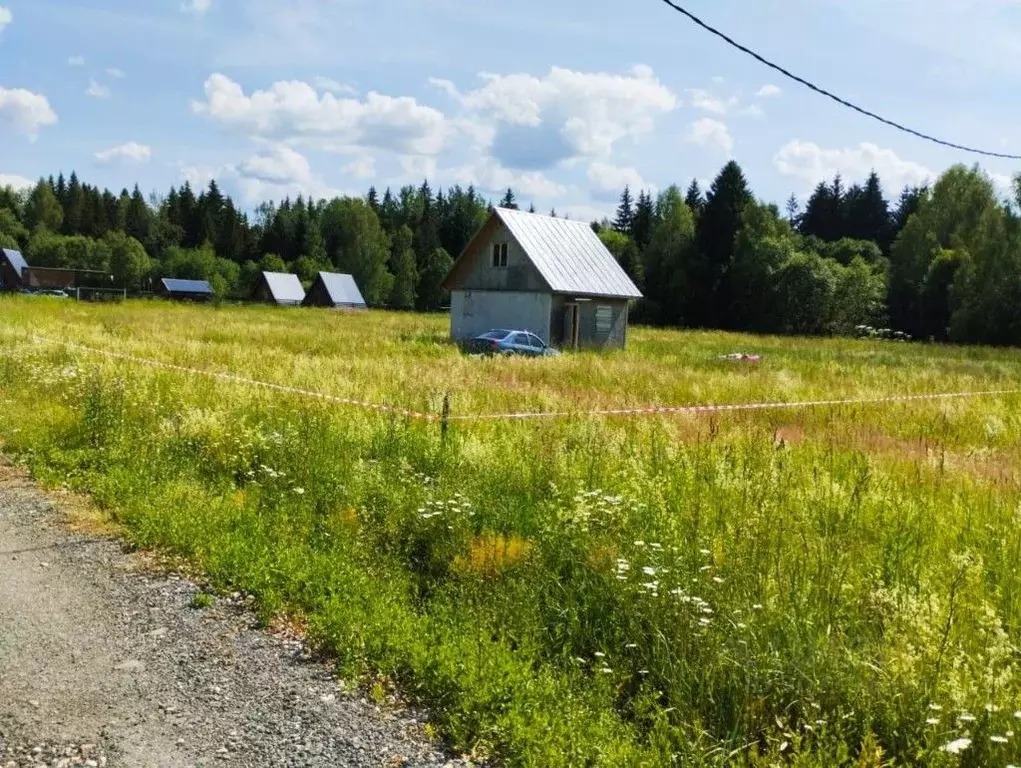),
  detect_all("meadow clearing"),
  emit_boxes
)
[2,296,1021,766]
